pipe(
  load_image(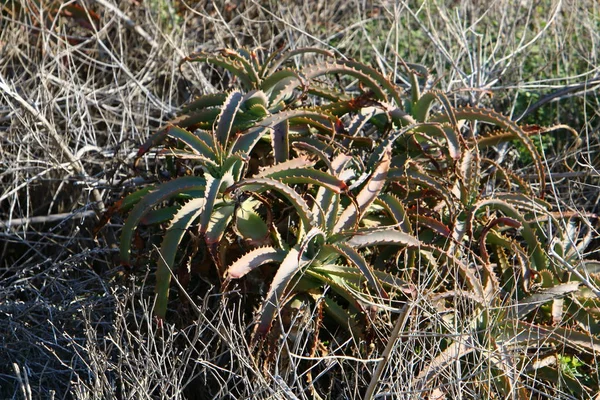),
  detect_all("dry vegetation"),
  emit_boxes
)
[1,0,599,399]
